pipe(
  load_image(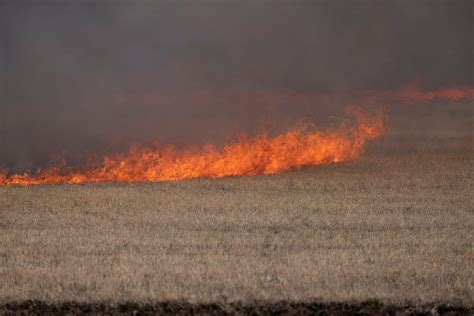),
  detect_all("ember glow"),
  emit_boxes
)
[0,107,385,186]
[366,83,474,103]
